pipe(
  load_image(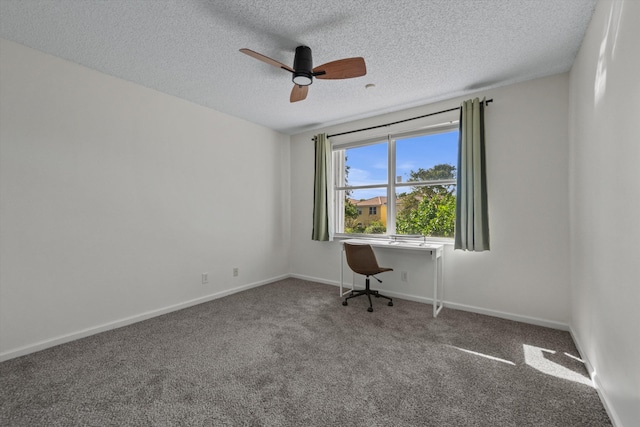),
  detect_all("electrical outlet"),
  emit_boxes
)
[202,273,208,284]
[233,267,239,277]
[401,271,408,282]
